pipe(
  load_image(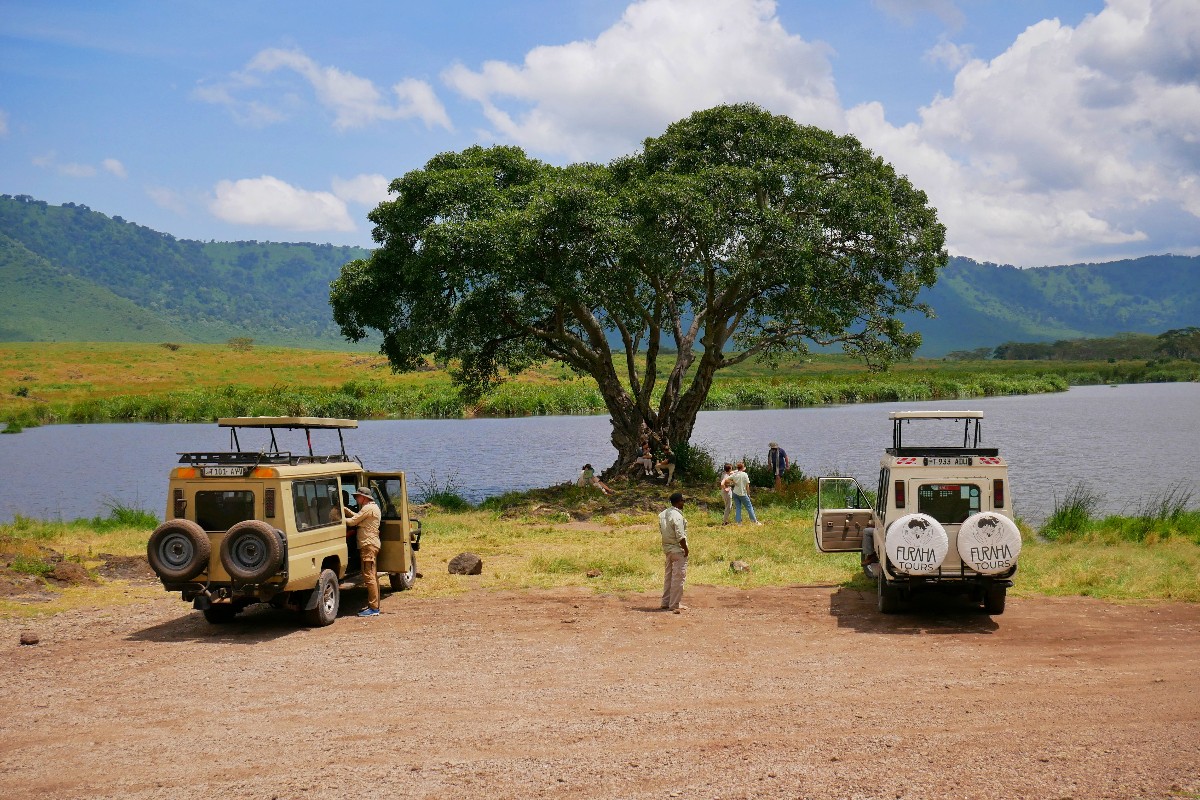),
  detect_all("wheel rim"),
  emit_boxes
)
[319,577,337,616]
[158,532,195,570]
[230,534,266,571]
